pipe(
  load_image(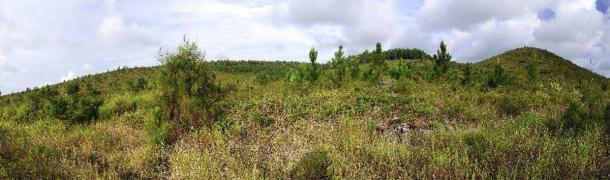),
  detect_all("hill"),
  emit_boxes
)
[0,46,609,179]
[475,47,609,86]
